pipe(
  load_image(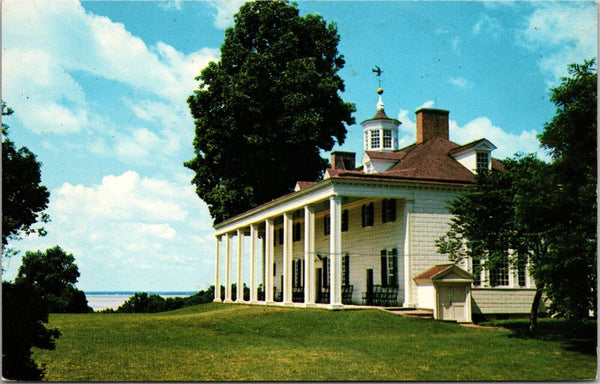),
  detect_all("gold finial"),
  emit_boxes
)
[376,87,383,95]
